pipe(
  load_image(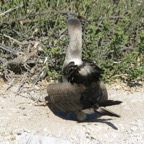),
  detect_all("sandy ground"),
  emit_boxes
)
[0,79,144,144]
